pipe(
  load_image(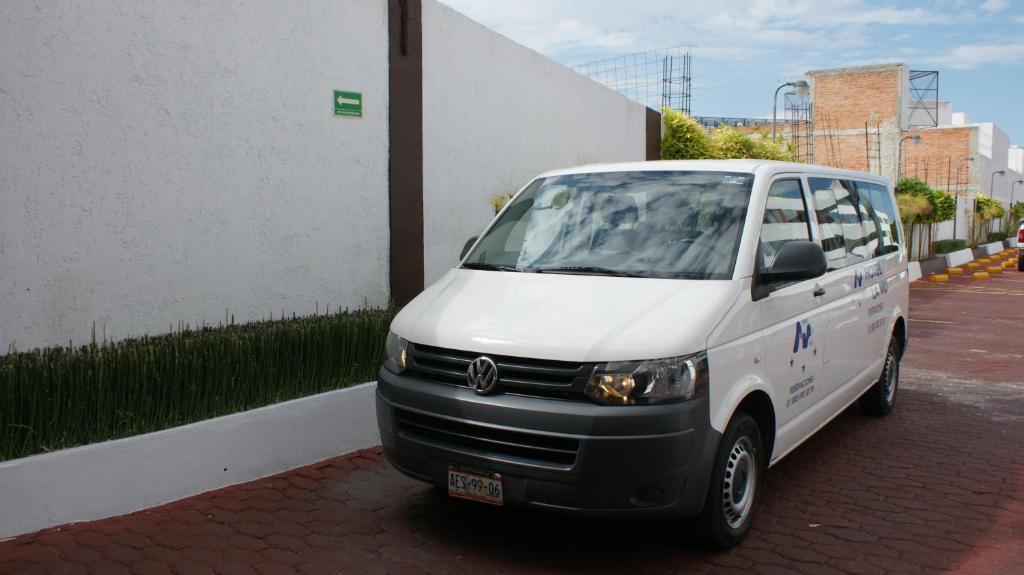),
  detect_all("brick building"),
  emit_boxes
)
[789,63,1021,243]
